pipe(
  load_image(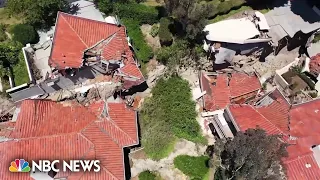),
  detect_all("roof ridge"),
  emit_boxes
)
[58,11,120,27]
[2,132,87,143]
[284,152,315,164]
[60,13,89,47]
[252,105,287,135]
[95,117,136,147]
